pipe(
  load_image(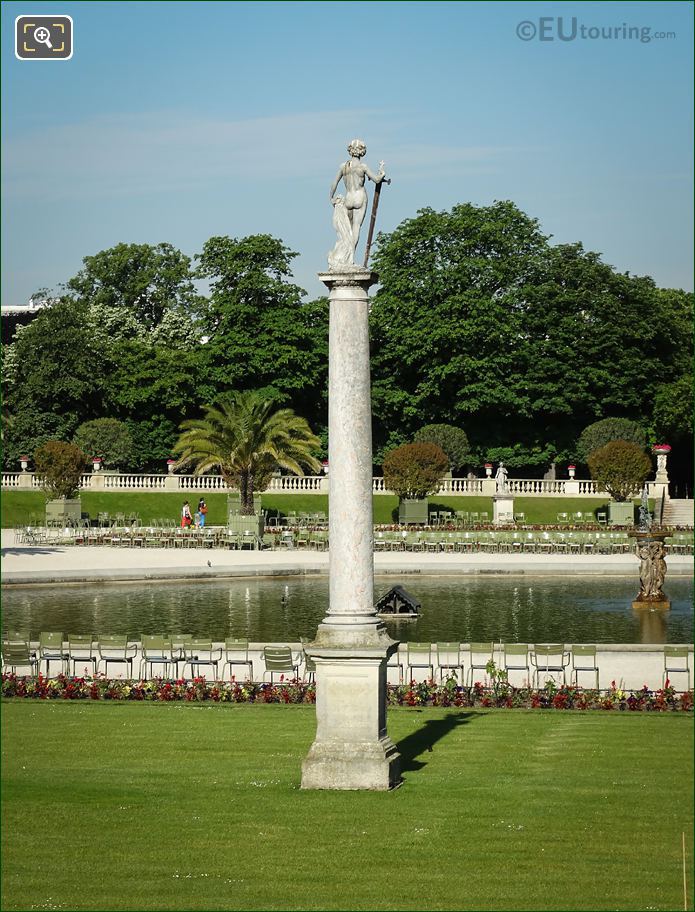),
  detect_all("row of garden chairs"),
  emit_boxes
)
[373,531,634,554]
[0,633,312,683]
[2,634,689,691]
[390,642,690,690]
